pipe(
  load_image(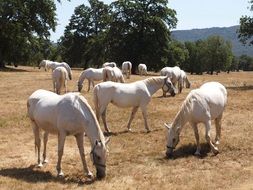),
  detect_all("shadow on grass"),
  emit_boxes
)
[155,94,175,99]
[0,66,31,72]
[157,143,211,161]
[104,128,163,137]
[226,85,253,91]
[0,165,95,185]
